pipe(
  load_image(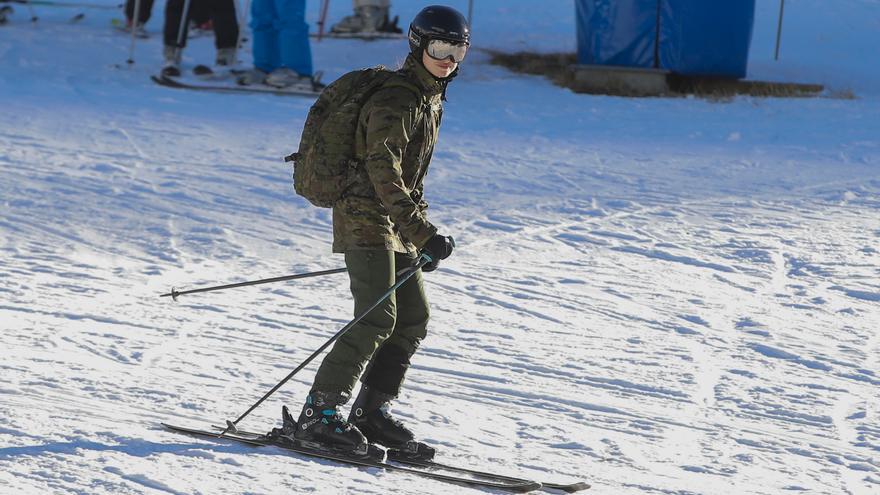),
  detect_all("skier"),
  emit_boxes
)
[236,0,316,88]
[123,0,155,37]
[161,0,239,77]
[188,0,213,36]
[330,0,402,35]
[287,5,469,458]
[0,5,11,25]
